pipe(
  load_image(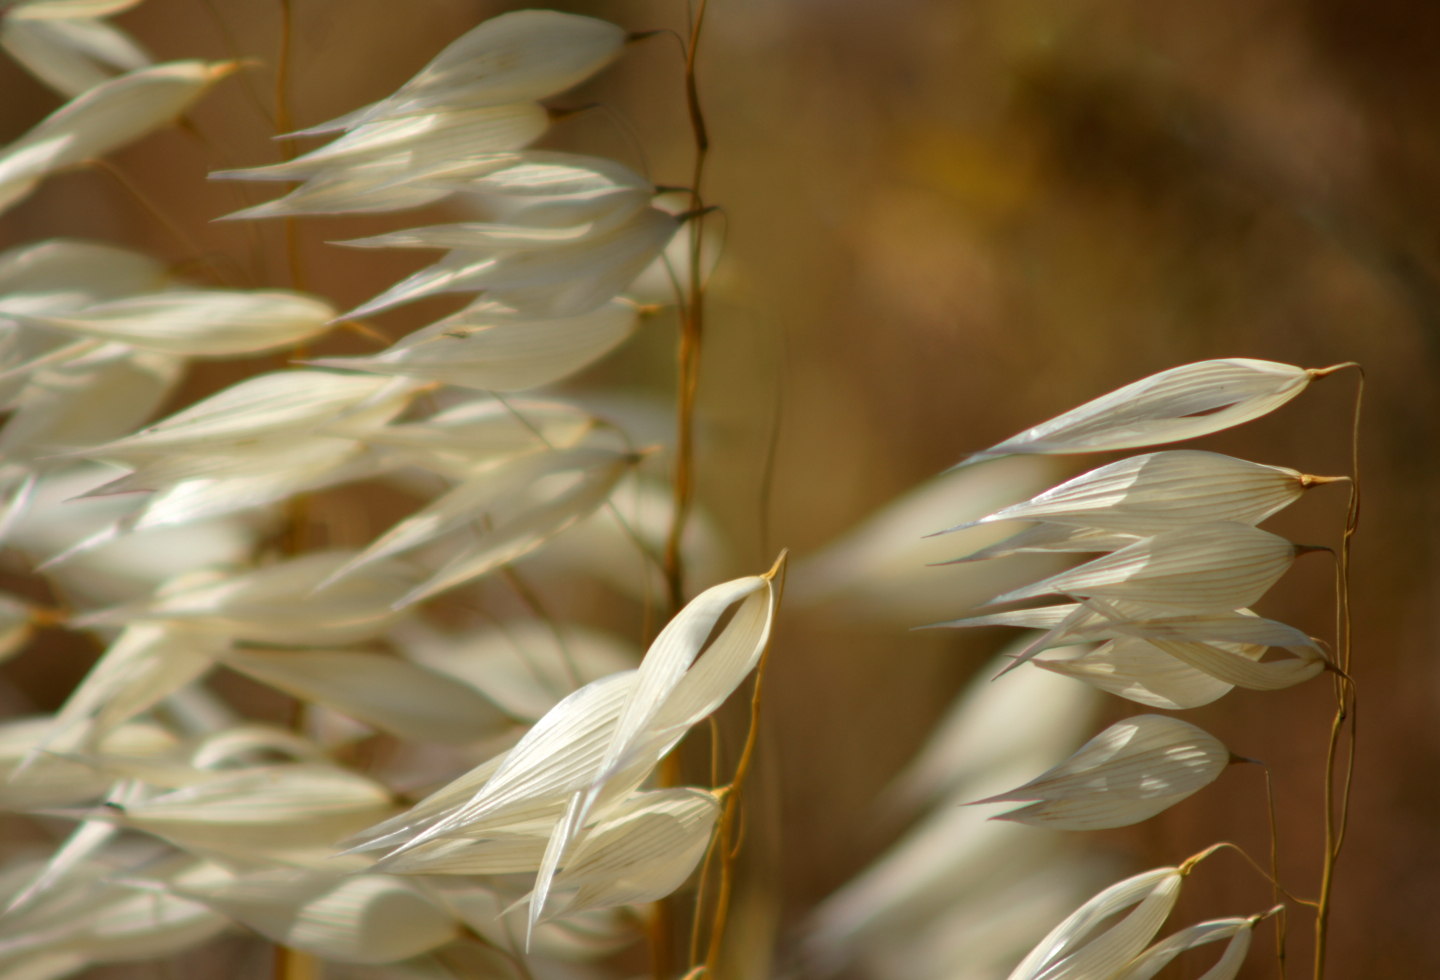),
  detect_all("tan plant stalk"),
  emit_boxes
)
[702,551,786,976]
[1313,363,1363,980]
[653,6,719,975]
[662,0,711,616]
